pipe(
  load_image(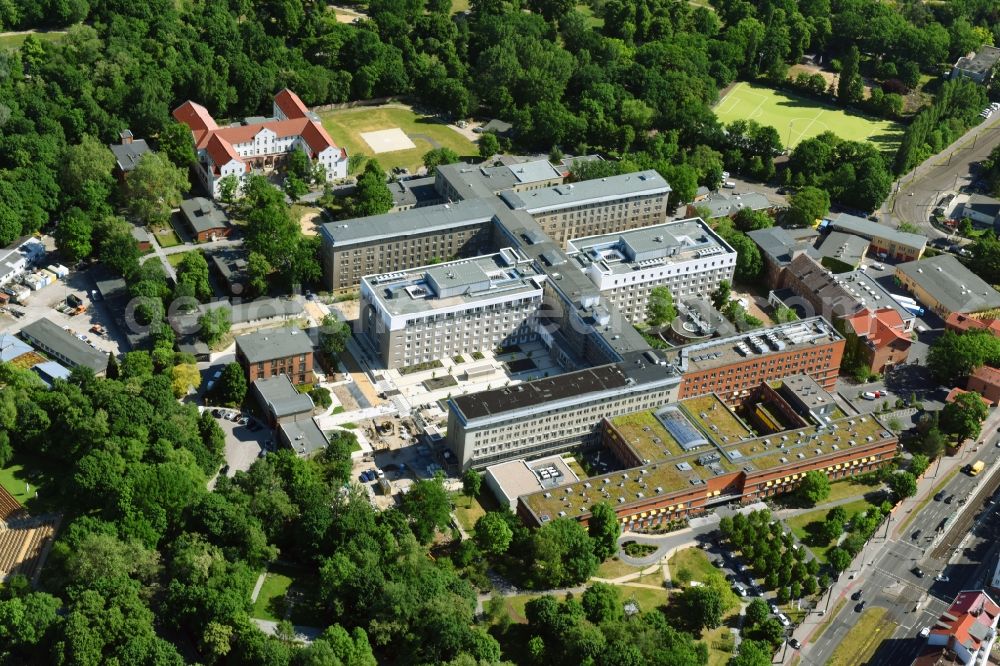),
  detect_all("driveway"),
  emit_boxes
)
[201,407,273,487]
